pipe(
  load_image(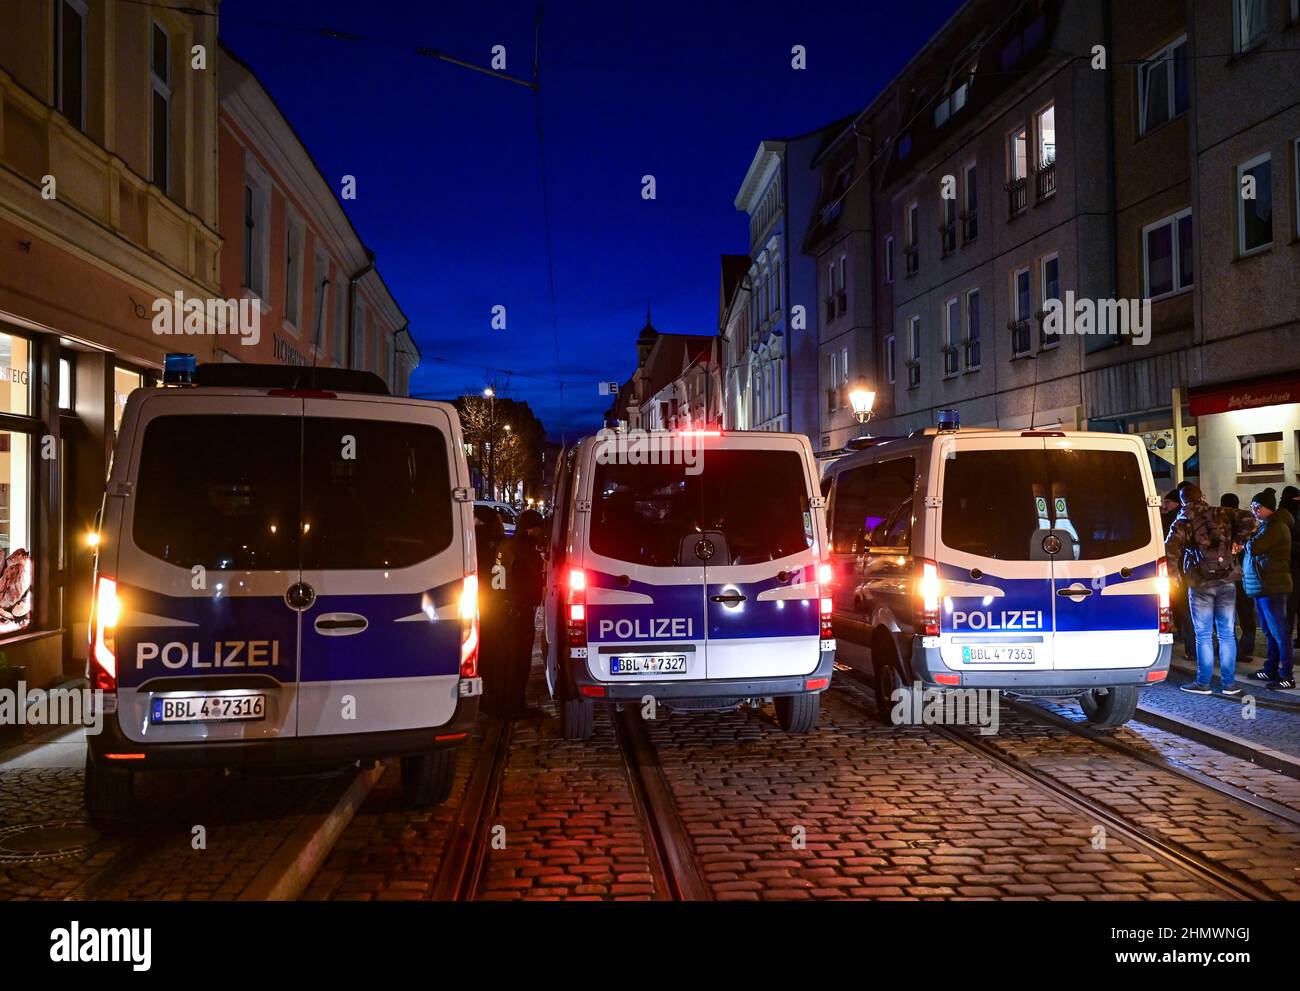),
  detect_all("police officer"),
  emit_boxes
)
[488,509,546,719]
